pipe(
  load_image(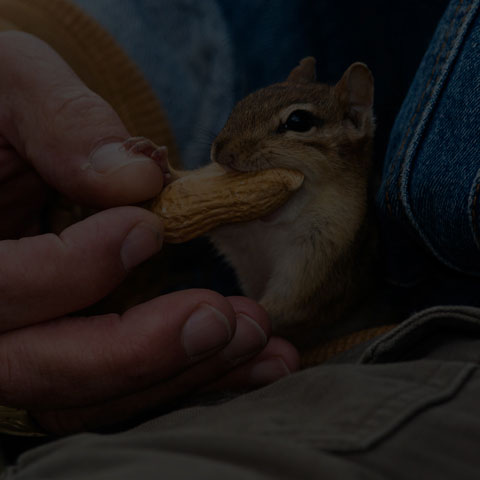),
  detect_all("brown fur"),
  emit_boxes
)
[209,58,381,347]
